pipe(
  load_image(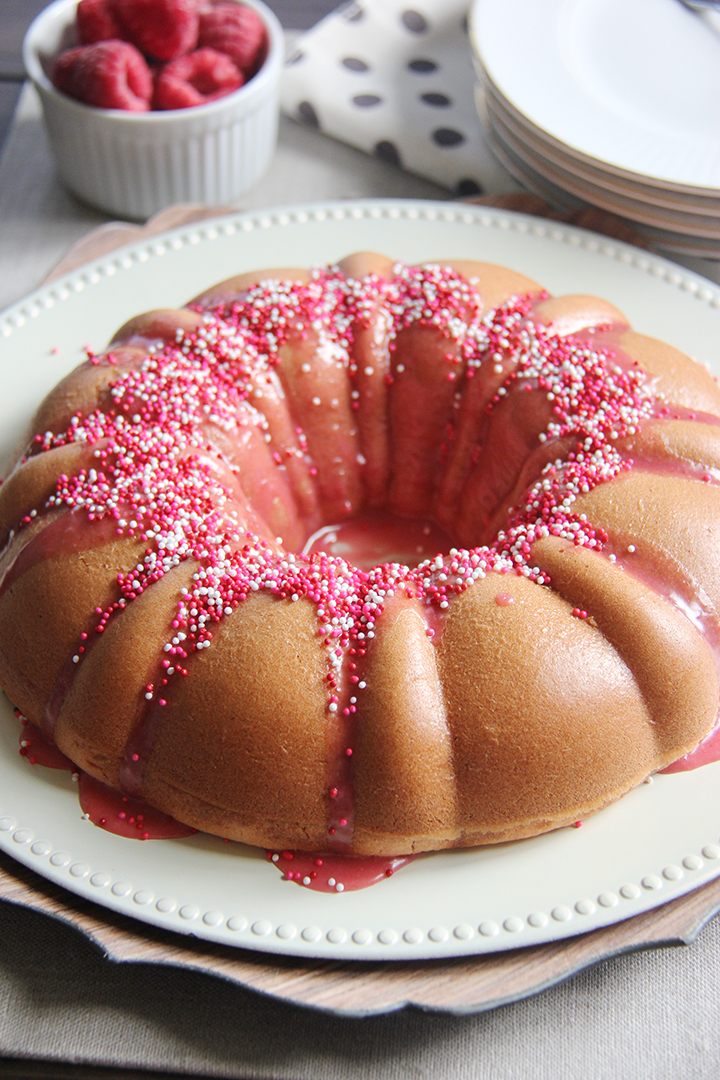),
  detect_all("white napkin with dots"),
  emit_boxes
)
[280,0,519,197]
